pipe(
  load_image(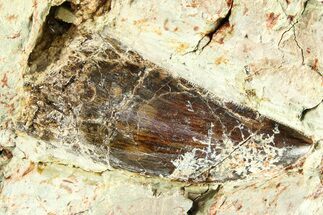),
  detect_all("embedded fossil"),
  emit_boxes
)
[19,34,313,182]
